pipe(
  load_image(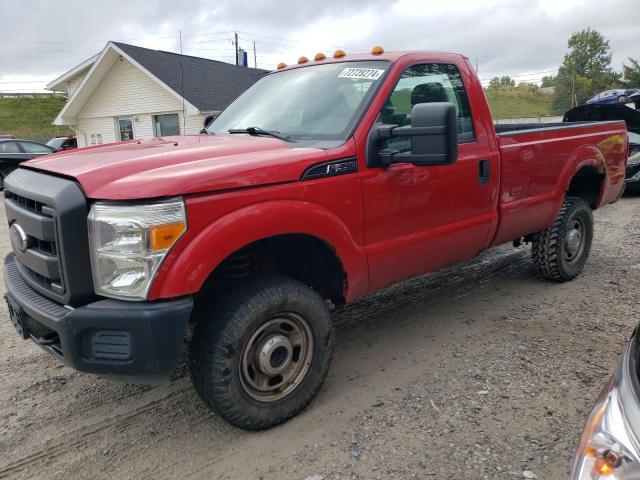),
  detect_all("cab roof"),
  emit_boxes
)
[273,50,468,73]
